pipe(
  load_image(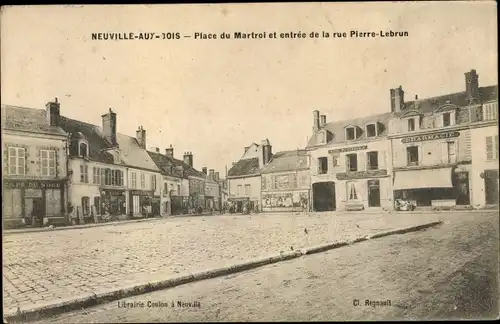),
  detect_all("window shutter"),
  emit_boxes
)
[120,170,124,186]
[440,142,449,164]
[495,135,499,159]
[357,153,365,172]
[378,151,386,169]
[53,150,58,177]
[486,136,494,160]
